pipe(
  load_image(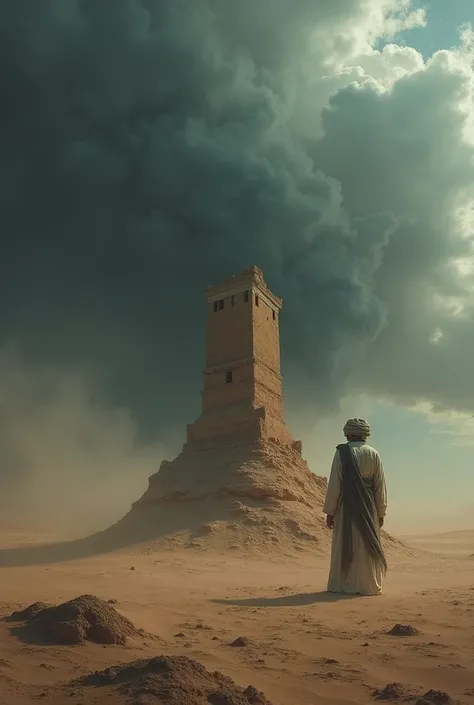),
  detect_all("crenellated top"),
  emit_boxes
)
[206,265,283,311]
